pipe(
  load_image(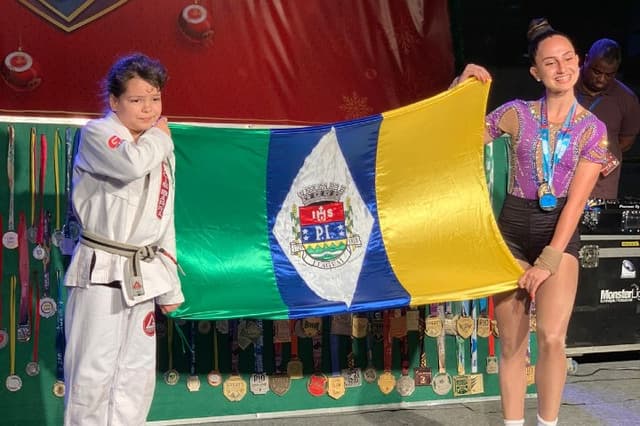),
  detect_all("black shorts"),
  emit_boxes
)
[497,194,580,265]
